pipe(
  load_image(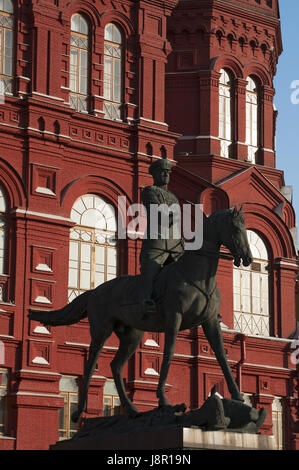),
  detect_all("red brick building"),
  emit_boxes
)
[0,0,298,450]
